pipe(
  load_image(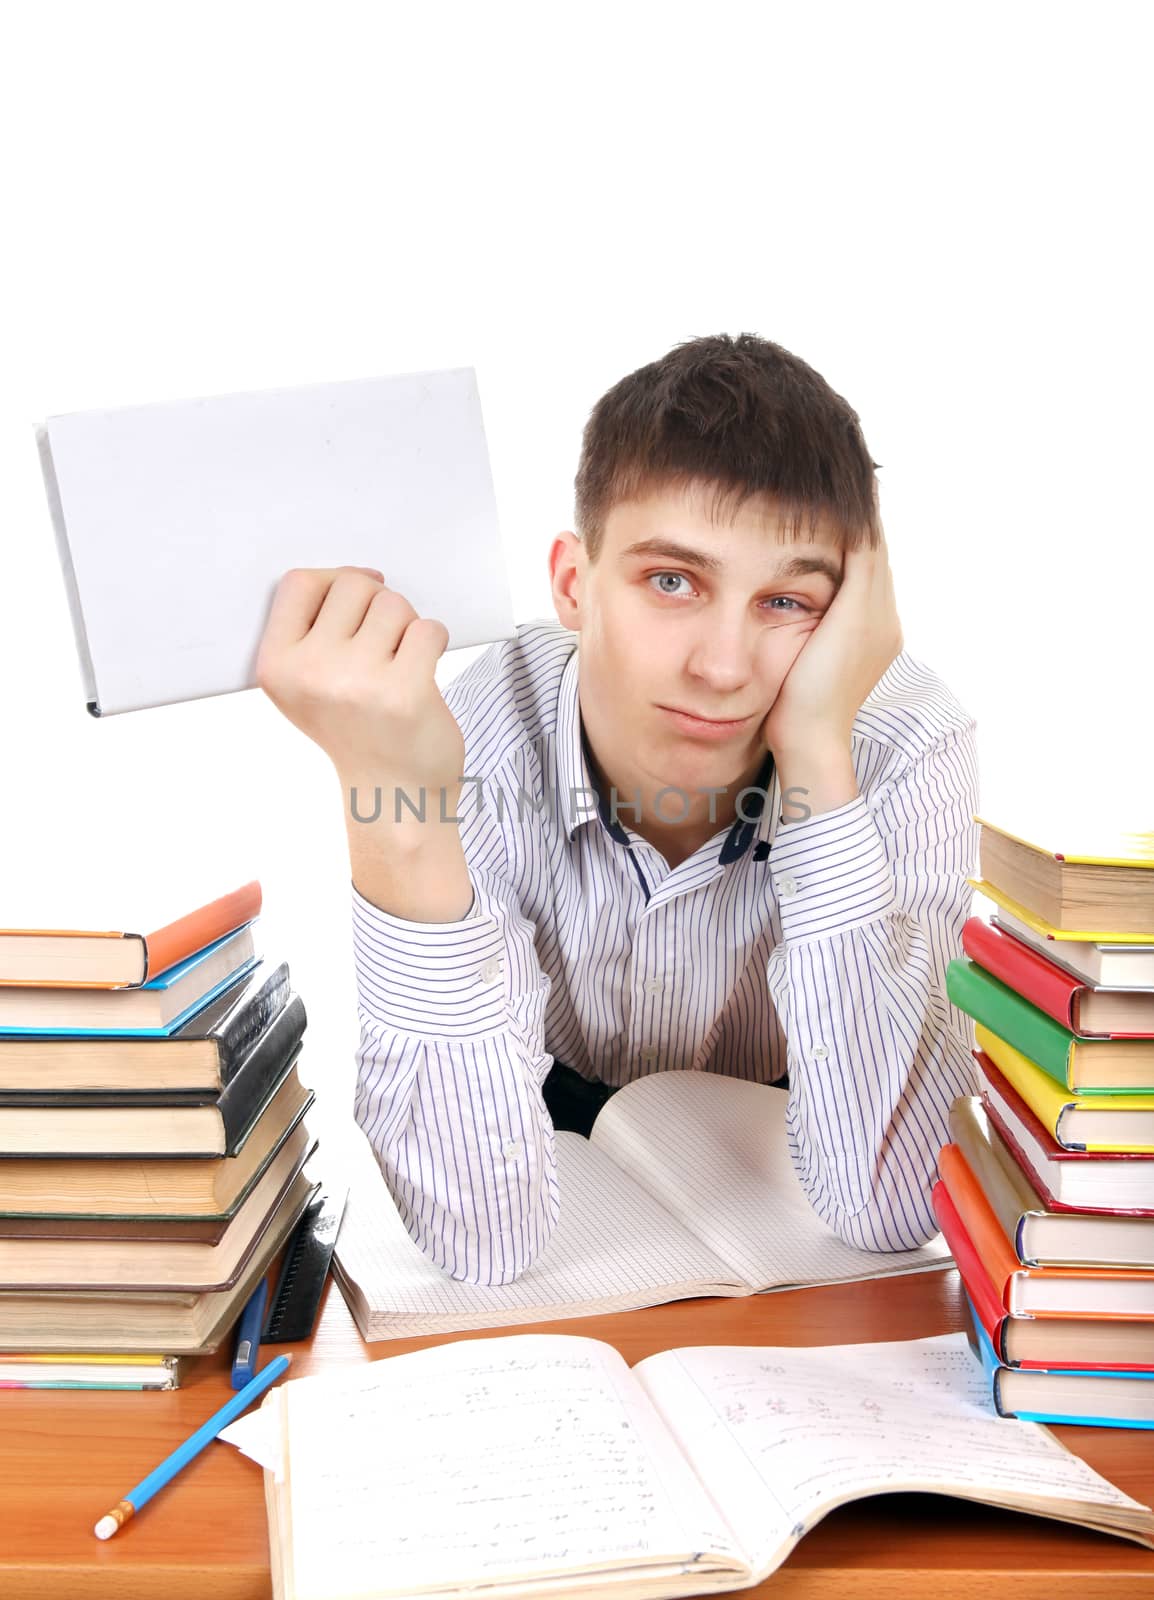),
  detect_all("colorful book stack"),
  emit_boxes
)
[0,882,317,1389]
[934,812,1154,1428]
